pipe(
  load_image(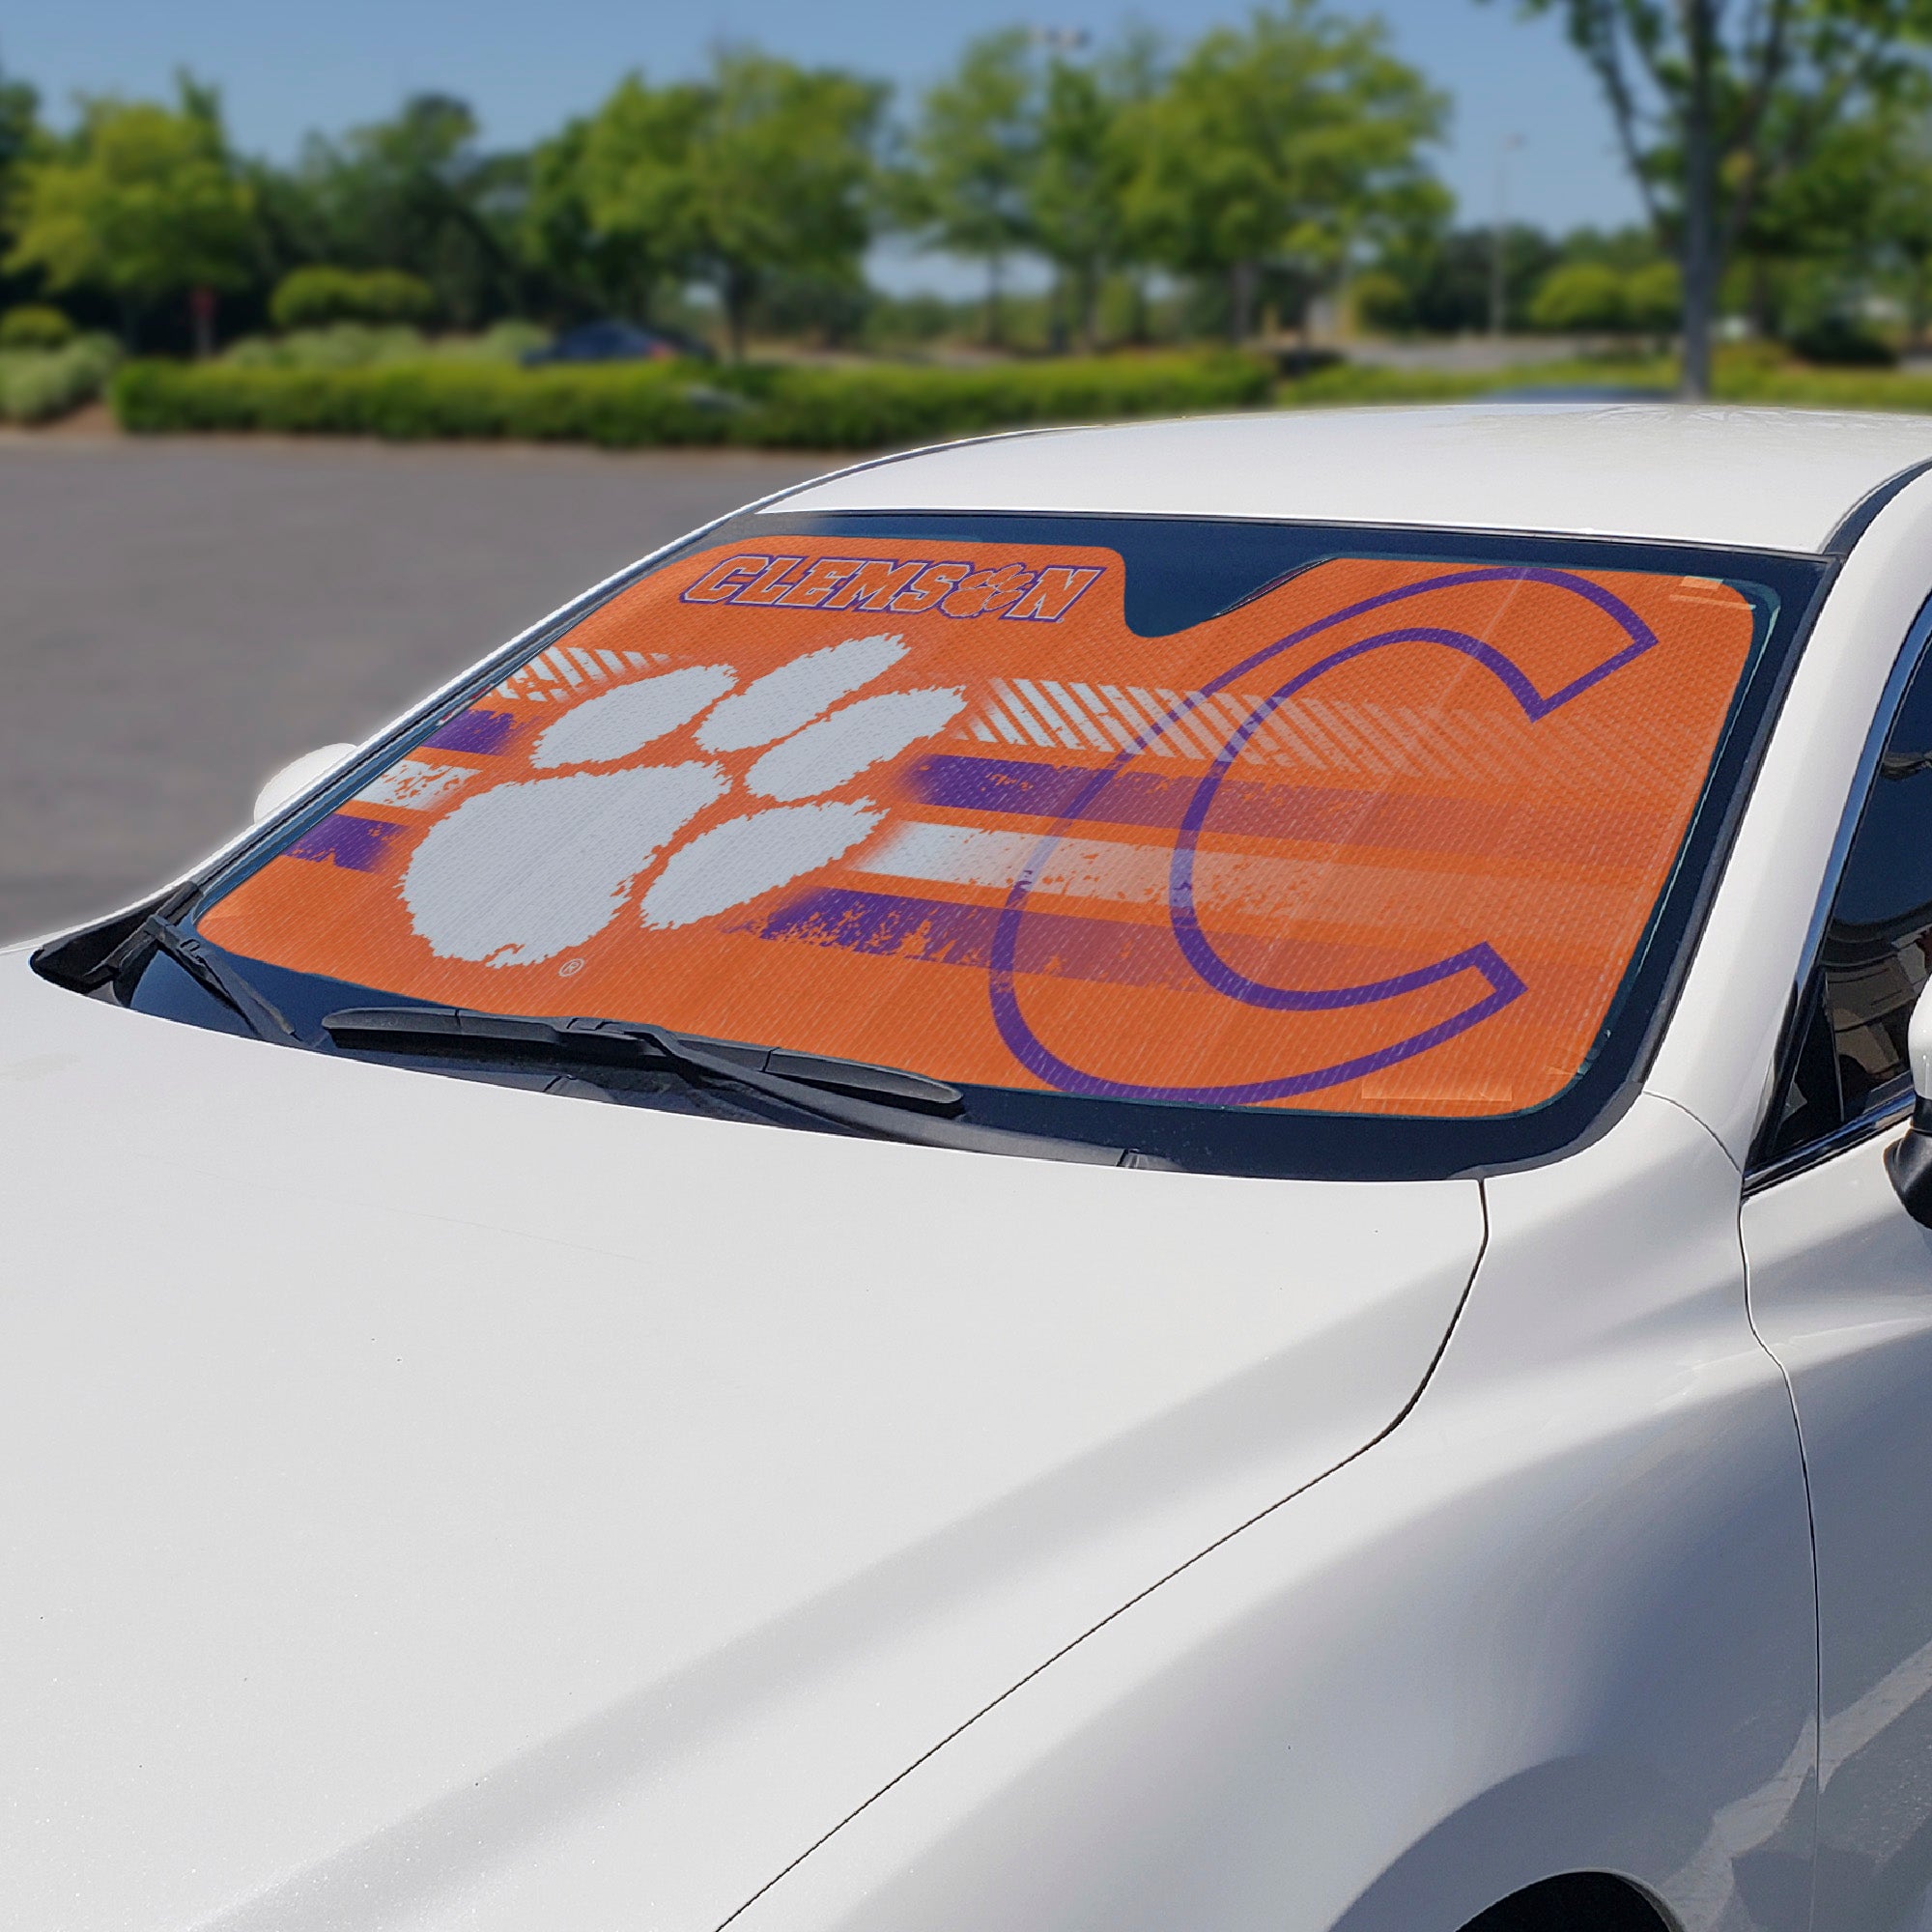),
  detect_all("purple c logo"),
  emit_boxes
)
[985,567,1660,1104]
